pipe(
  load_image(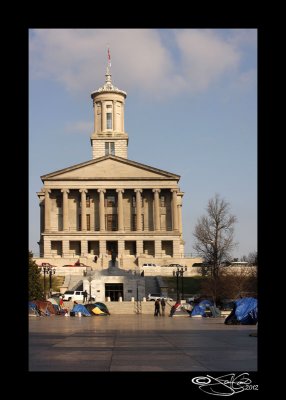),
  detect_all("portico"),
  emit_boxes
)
[38,158,184,261]
[37,64,186,268]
